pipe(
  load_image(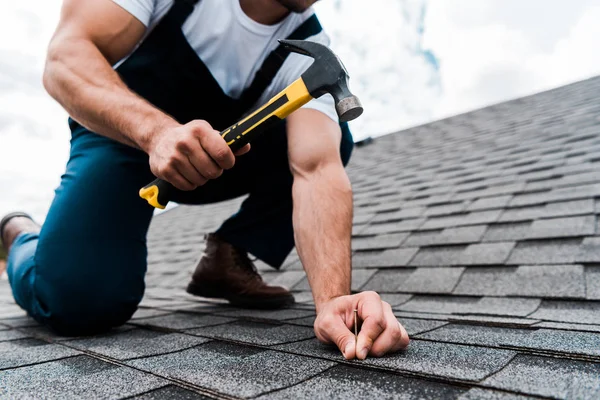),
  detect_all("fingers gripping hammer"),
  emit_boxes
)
[139,39,364,209]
